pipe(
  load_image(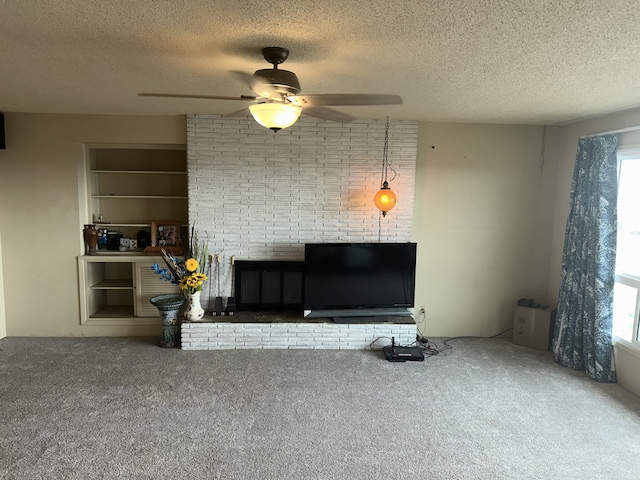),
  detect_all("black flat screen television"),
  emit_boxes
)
[303,242,417,322]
